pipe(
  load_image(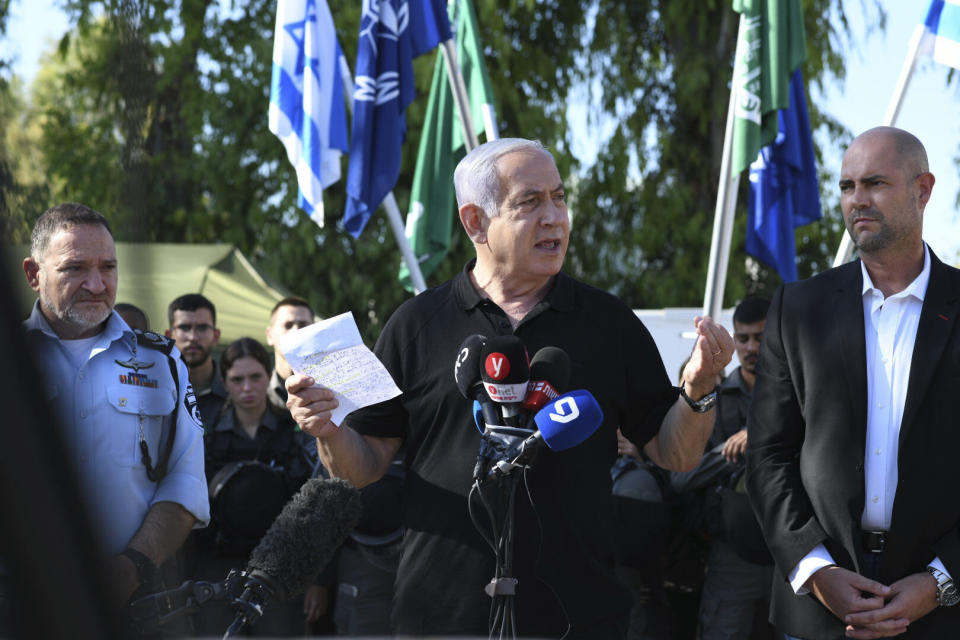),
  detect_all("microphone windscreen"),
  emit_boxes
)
[472,399,485,433]
[480,335,529,402]
[532,389,604,452]
[454,334,487,399]
[247,478,363,600]
[529,346,571,391]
